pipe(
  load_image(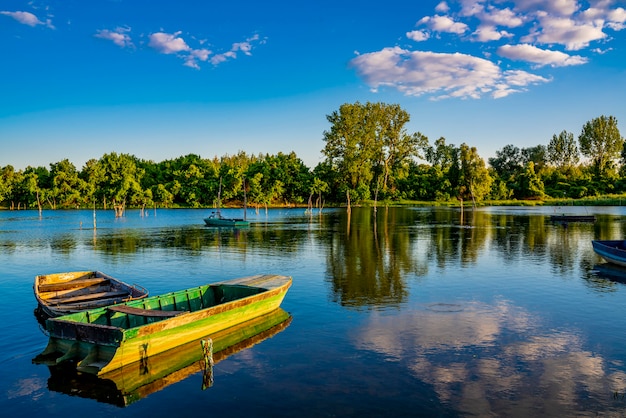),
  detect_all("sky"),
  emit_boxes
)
[1,0,625,170]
